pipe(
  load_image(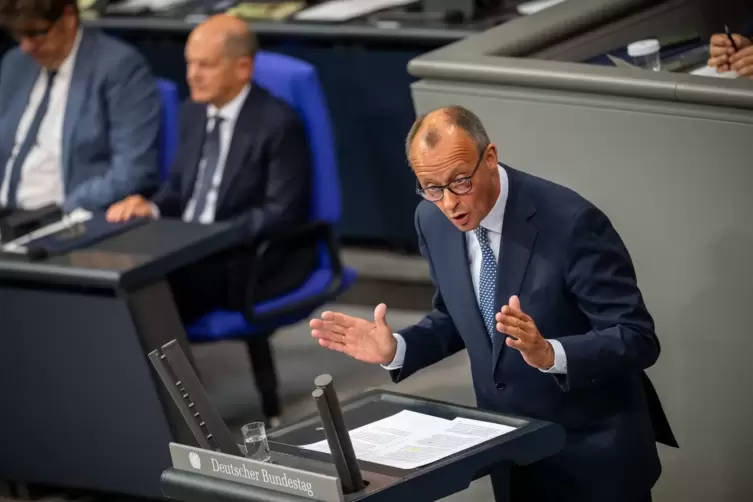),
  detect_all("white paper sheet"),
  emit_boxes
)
[690,65,739,79]
[294,0,417,22]
[516,0,568,15]
[300,410,516,469]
